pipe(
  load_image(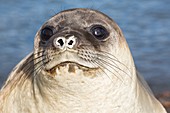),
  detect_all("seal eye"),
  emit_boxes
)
[41,27,53,41]
[91,25,109,40]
